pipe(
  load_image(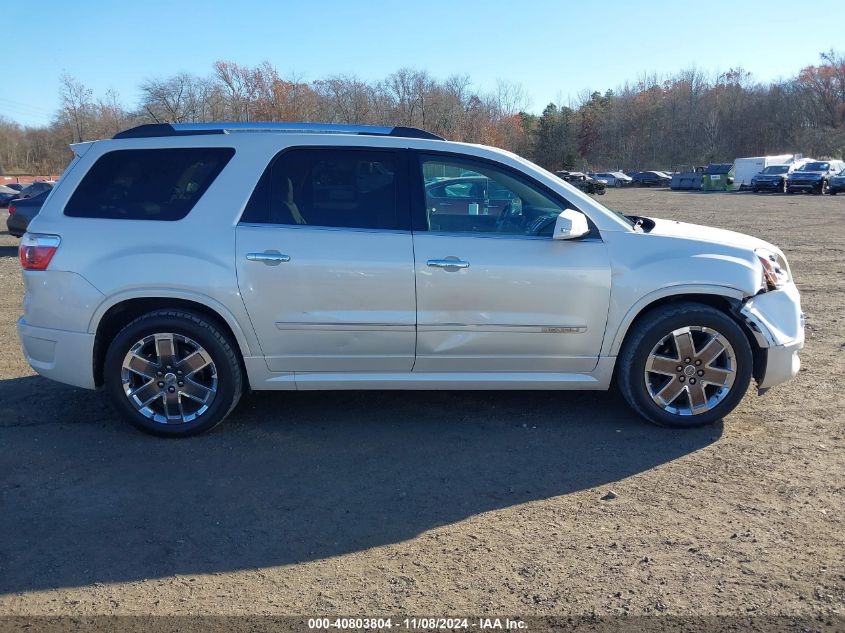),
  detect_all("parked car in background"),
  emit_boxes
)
[829,168,845,195]
[16,181,54,200]
[16,121,803,437]
[751,165,791,193]
[590,172,632,187]
[555,171,606,195]
[6,190,50,237]
[0,185,20,207]
[786,160,845,194]
[629,171,671,187]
